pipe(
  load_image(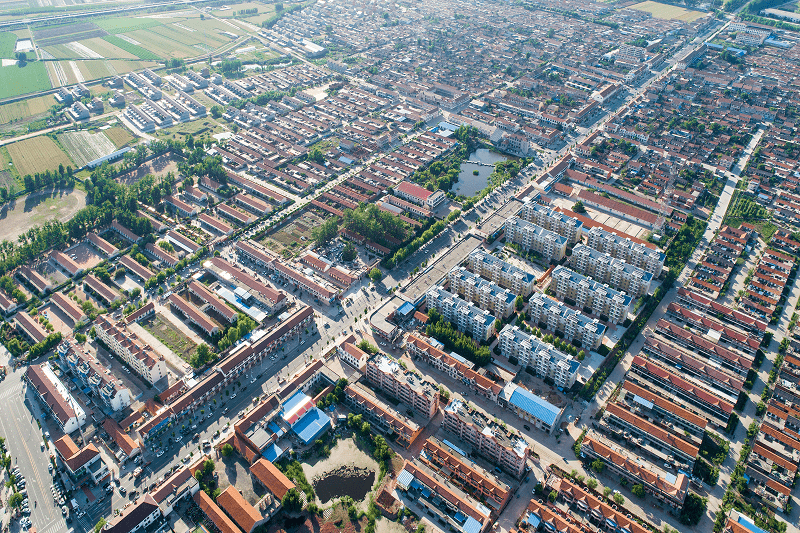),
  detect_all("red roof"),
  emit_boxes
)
[397,180,433,201]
